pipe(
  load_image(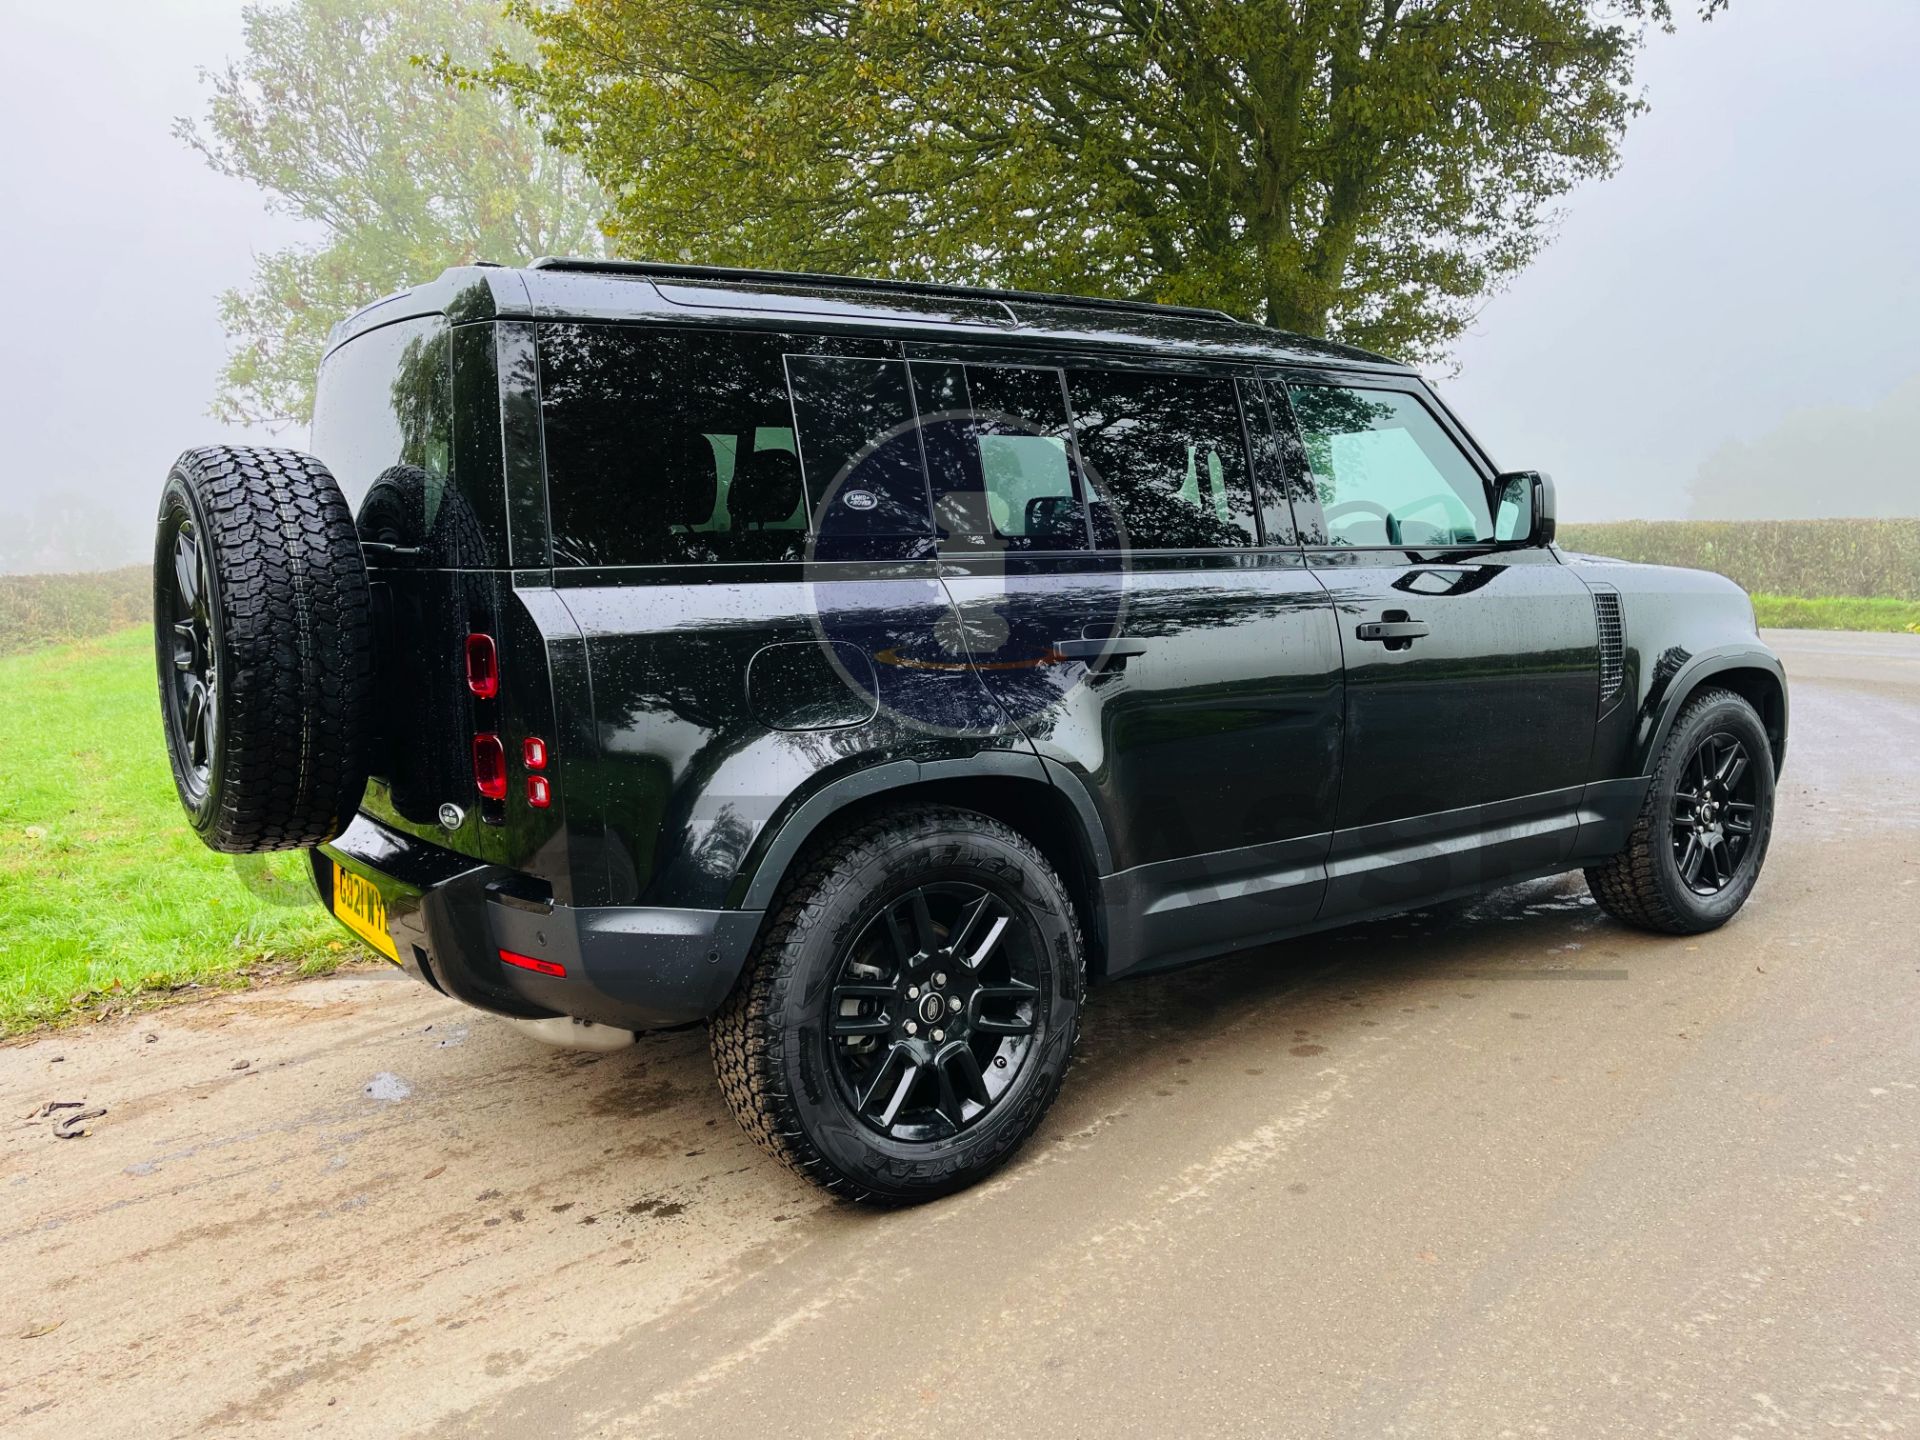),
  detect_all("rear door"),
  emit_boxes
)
[922,351,1343,973]
[1273,374,1600,918]
[315,316,564,872]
